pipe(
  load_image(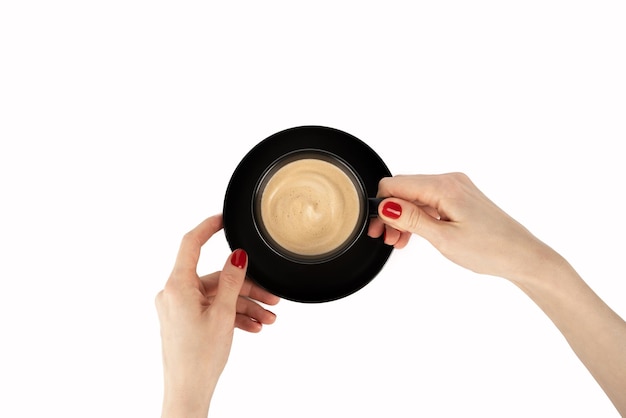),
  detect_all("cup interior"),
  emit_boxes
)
[253,149,367,264]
